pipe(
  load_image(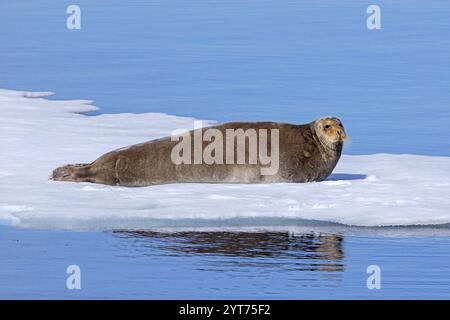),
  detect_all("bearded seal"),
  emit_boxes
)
[50,117,347,187]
